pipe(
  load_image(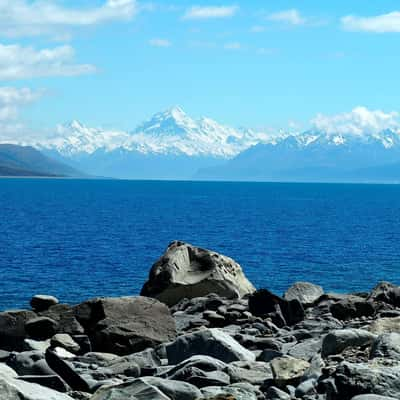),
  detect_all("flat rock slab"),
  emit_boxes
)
[0,376,73,400]
[75,296,177,355]
[90,378,171,400]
